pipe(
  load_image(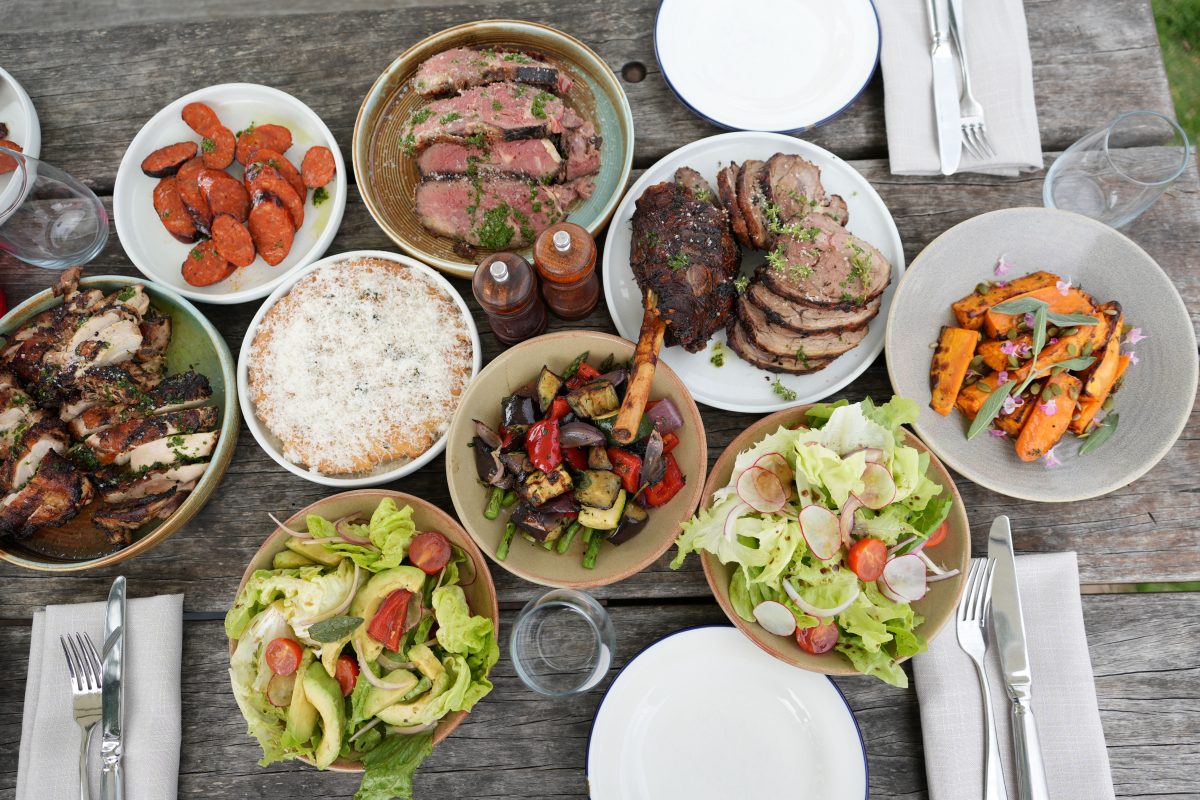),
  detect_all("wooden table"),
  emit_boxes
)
[1,1,1198,797]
